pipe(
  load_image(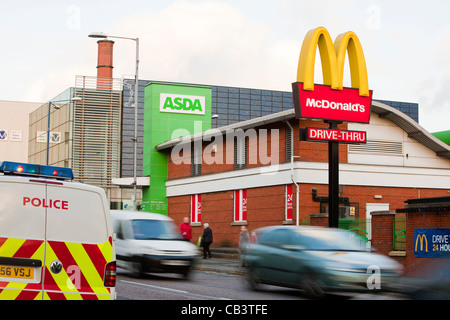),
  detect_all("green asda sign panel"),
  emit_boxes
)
[160,93,206,115]
[142,82,212,214]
